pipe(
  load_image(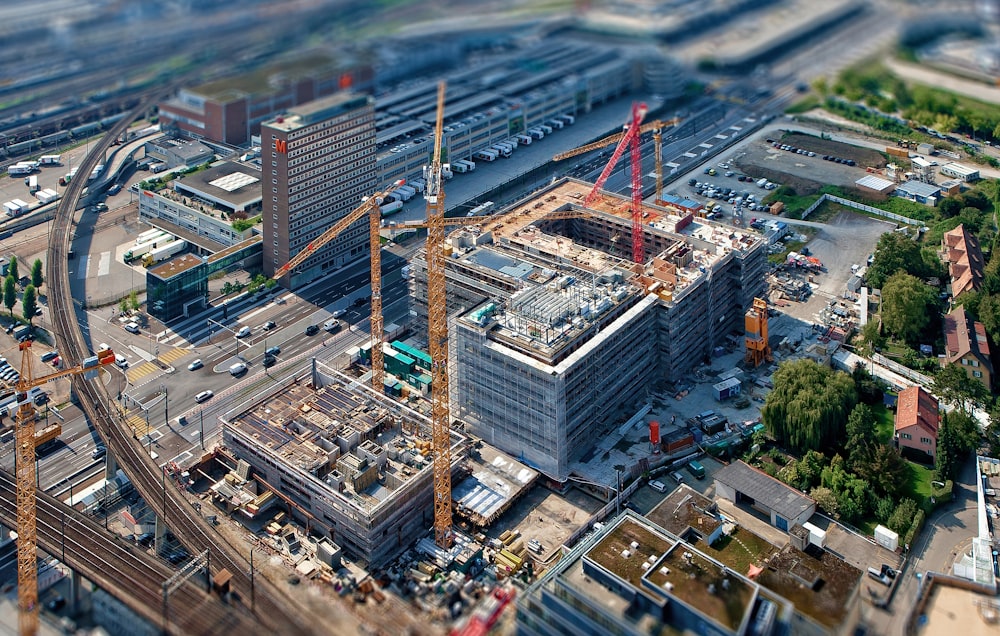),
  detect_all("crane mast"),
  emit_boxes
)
[9,341,115,635]
[425,81,453,548]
